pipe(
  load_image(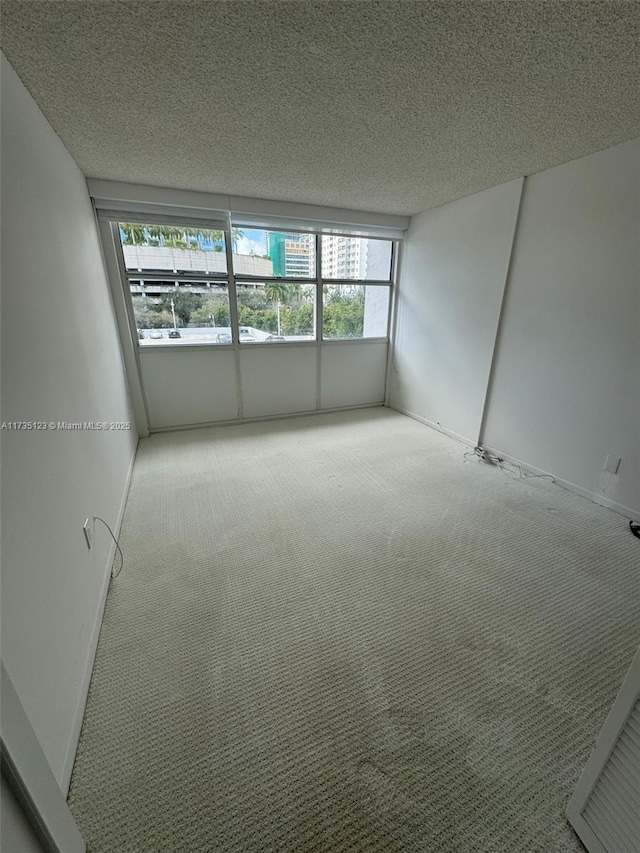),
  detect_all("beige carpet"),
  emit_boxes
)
[67,408,639,852]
